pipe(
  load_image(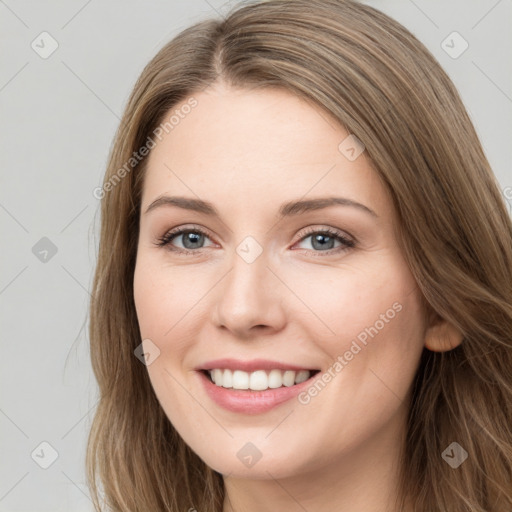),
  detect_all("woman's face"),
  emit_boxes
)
[133,82,427,479]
